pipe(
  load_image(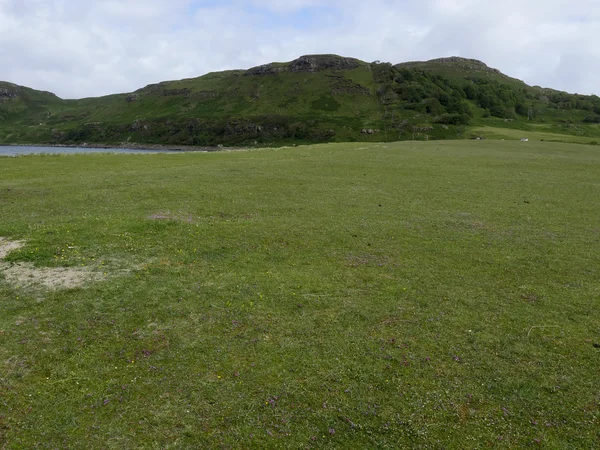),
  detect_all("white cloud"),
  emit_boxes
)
[0,0,597,98]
